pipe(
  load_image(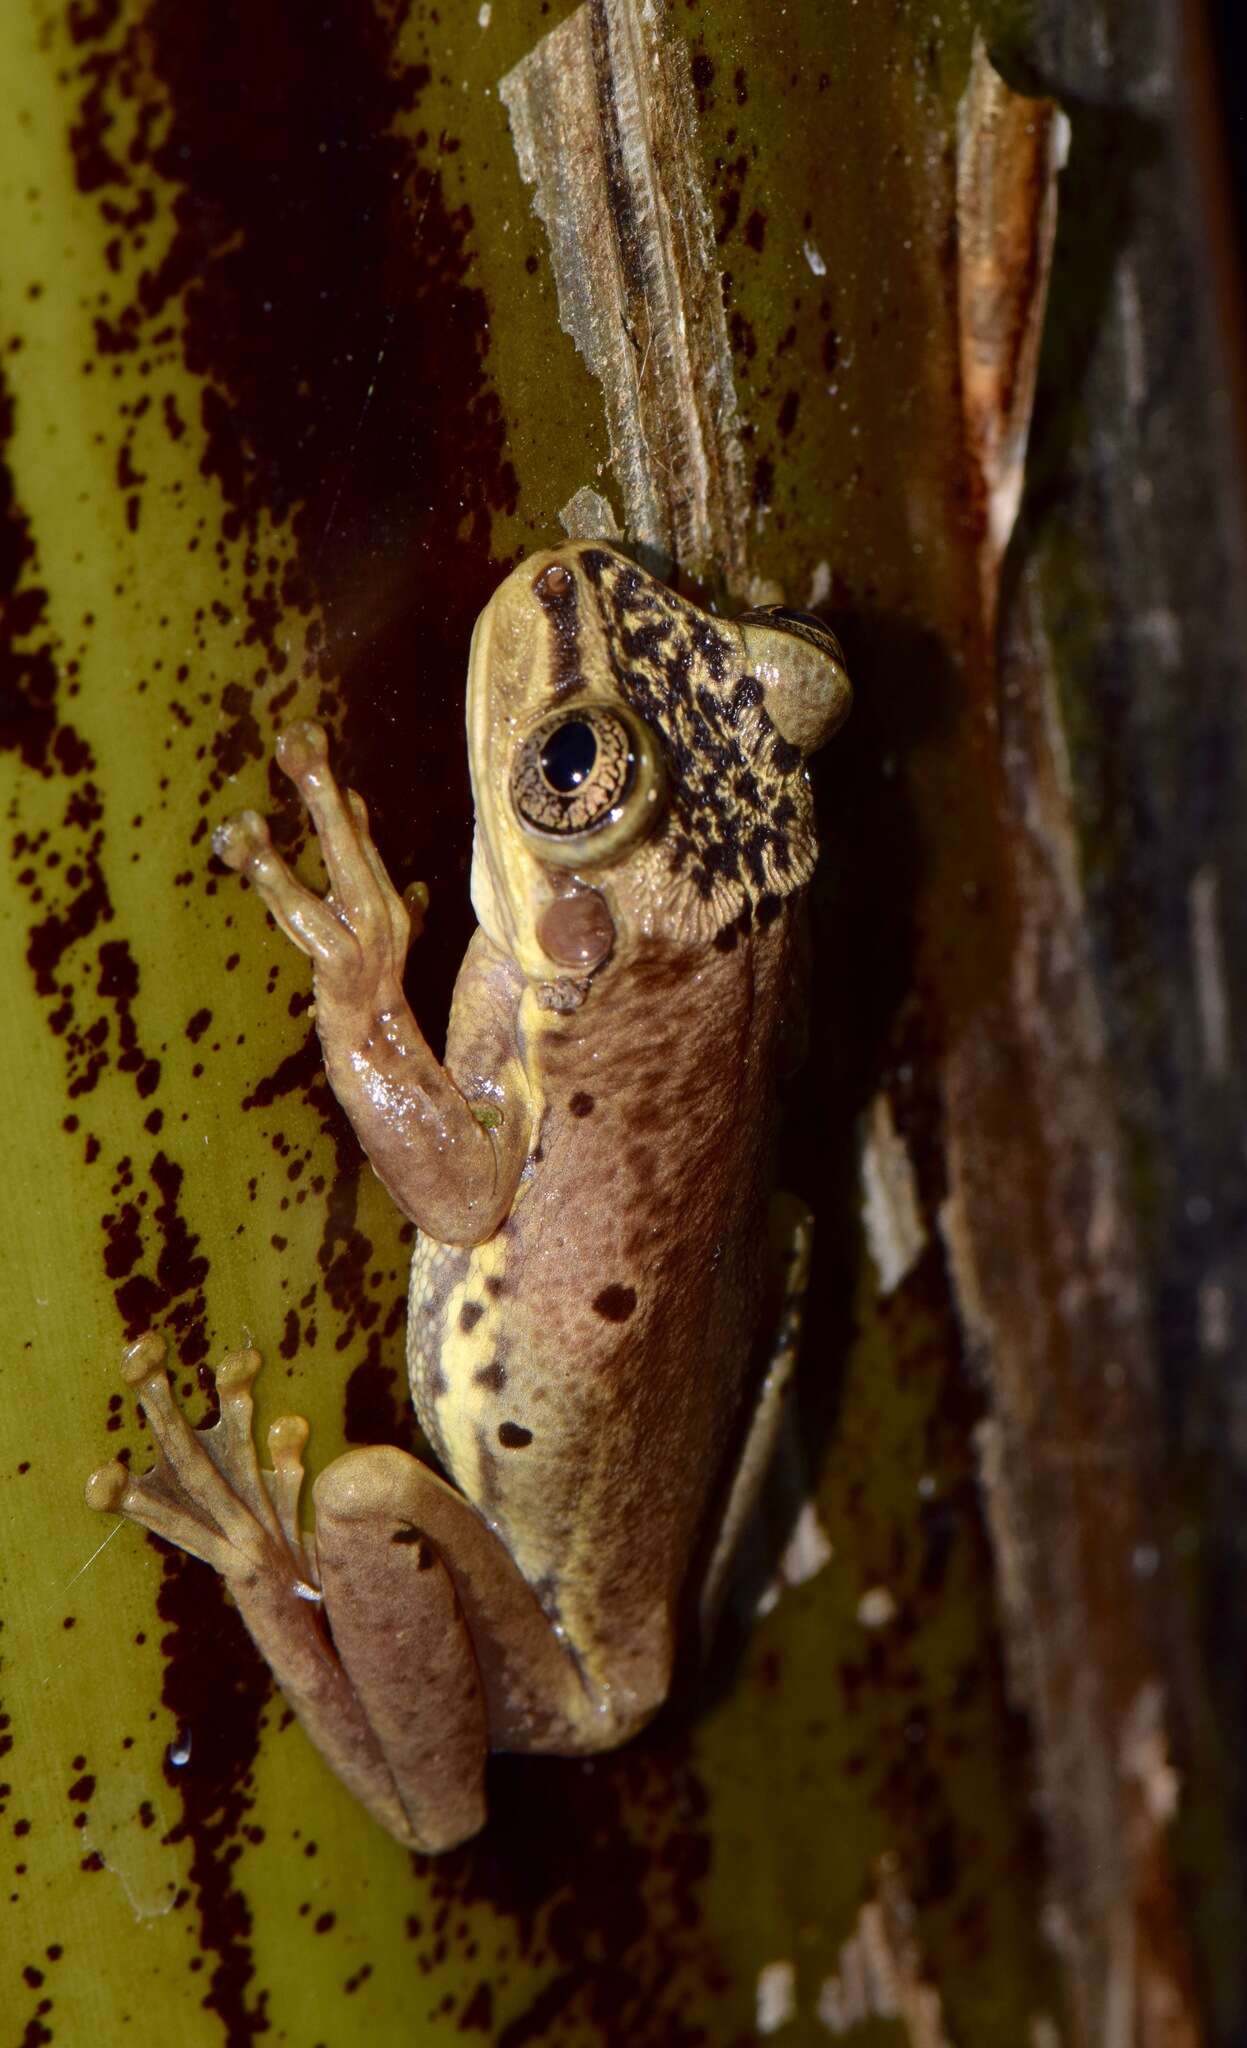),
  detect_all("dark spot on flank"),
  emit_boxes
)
[568,1091,595,1117]
[593,1283,637,1323]
[475,1359,506,1391]
[484,1276,505,1298]
[498,1421,533,1449]
[458,1300,484,1334]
